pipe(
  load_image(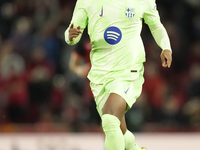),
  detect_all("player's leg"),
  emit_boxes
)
[121,116,141,150]
[120,115,127,134]
[102,93,127,150]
